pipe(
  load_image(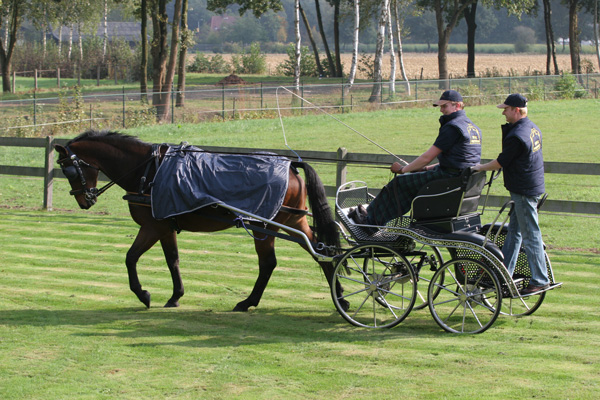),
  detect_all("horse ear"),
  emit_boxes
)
[55,144,67,157]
